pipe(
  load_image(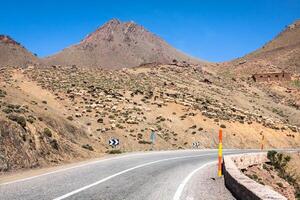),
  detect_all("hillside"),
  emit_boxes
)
[0,20,300,174]
[216,20,300,75]
[0,35,39,68]
[43,19,203,69]
[0,64,299,172]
